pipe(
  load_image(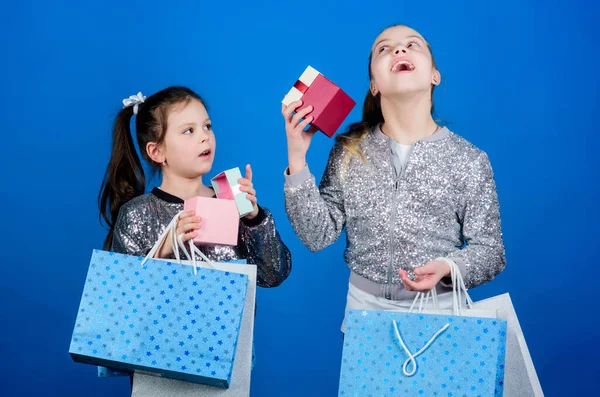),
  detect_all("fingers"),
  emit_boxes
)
[238,176,259,210]
[297,115,314,131]
[178,229,198,243]
[245,193,257,205]
[282,100,302,121]
[239,166,257,201]
[239,184,258,205]
[282,100,315,132]
[290,105,313,128]
[239,178,255,194]
[178,210,196,220]
[399,270,417,291]
[399,269,435,292]
[177,214,202,242]
[414,263,436,277]
[244,164,252,182]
